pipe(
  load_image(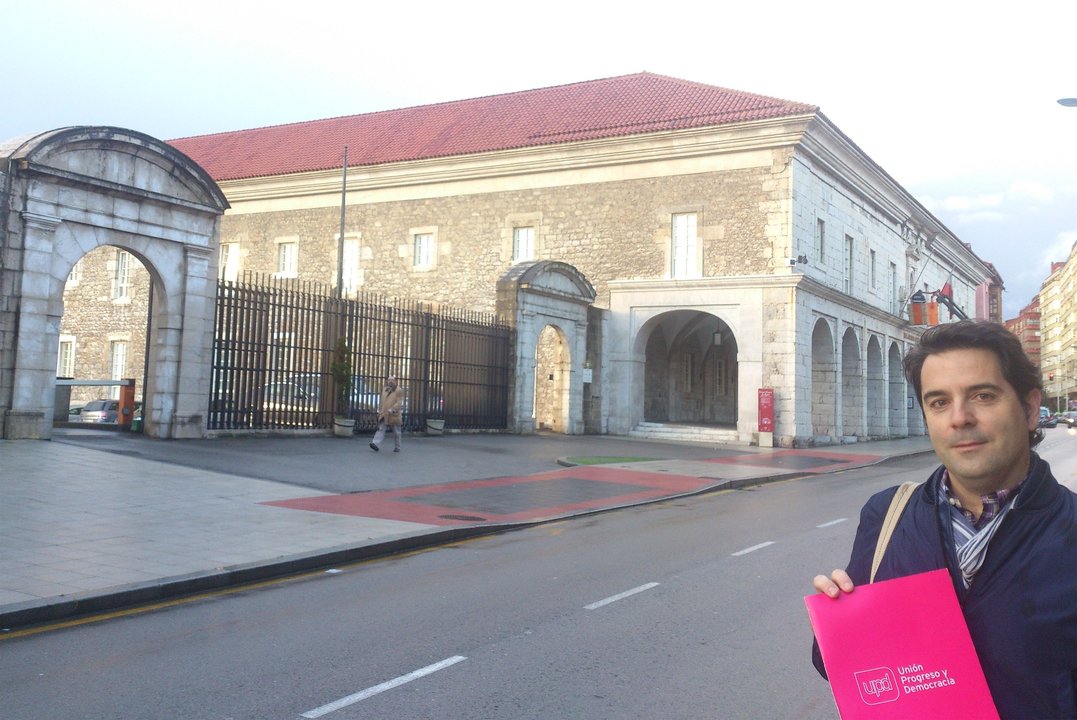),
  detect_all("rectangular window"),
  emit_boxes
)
[816,218,826,262]
[57,337,75,378]
[109,341,128,400]
[67,259,83,286]
[889,262,899,314]
[341,237,361,295]
[277,242,298,278]
[113,250,130,300]
[844,234,854,293]
[869,249,877,288]
[219,242,240,282]
[413,233,434,268]
[671,212,698,278]
[512,227,535,262]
